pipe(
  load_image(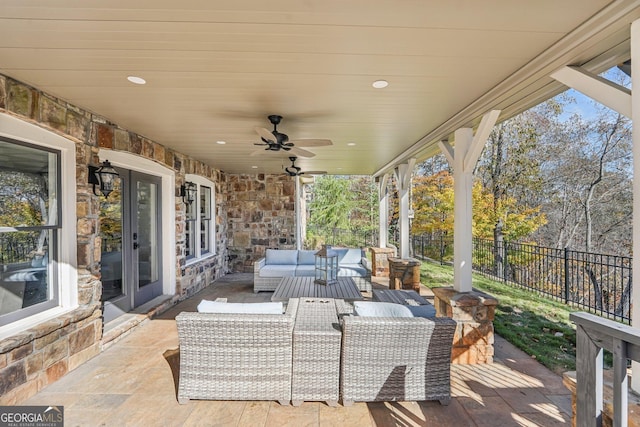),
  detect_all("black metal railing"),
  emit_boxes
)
[411,234,633,323]
[305,226,379,249]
